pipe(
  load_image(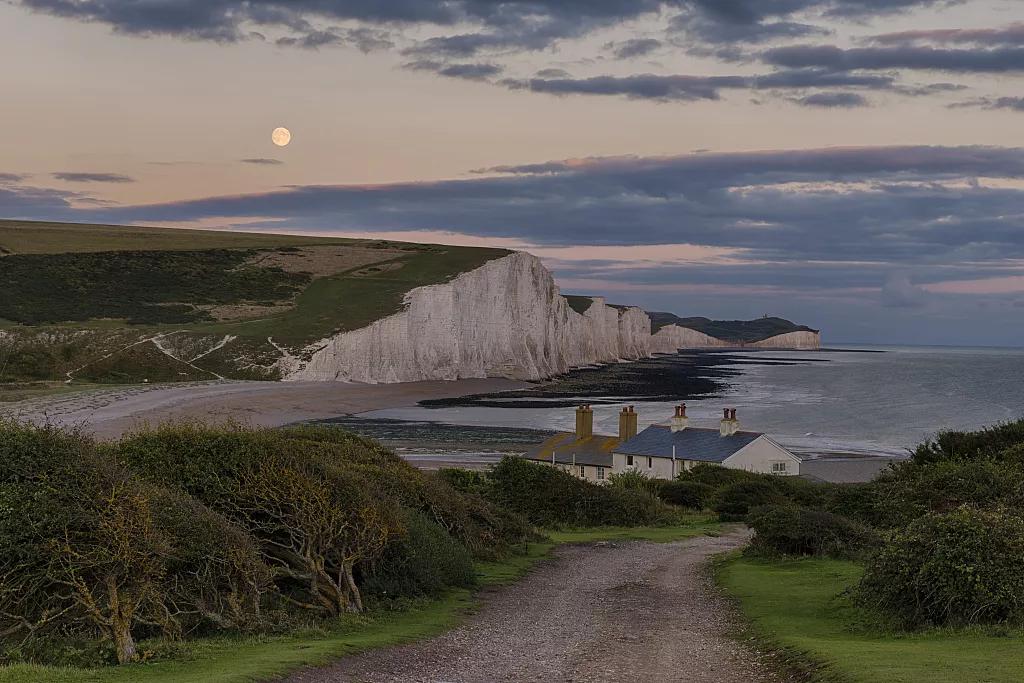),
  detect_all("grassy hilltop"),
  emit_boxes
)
[0,220,509,385]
